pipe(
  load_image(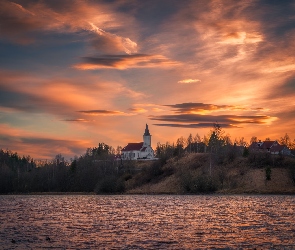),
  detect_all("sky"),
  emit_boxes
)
[1,0,295,160]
